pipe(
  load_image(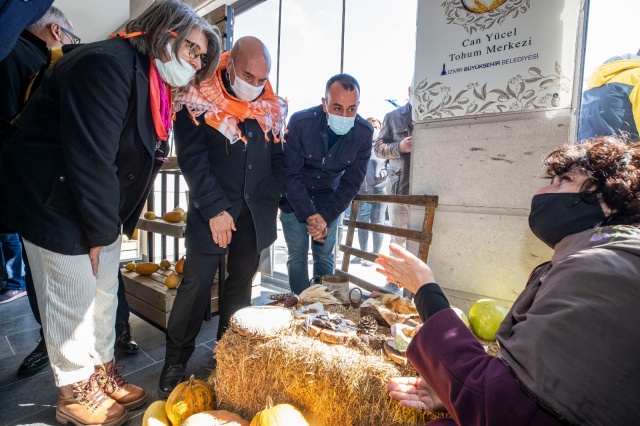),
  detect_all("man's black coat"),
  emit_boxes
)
[174,107,284,255]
